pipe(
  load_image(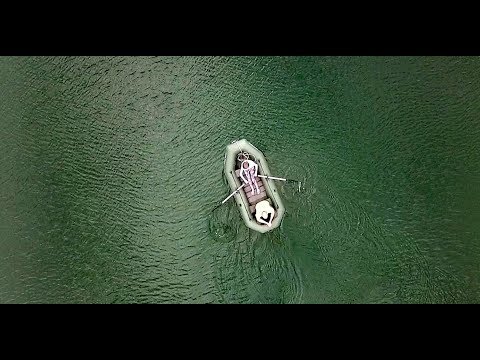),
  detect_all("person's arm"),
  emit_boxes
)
[256,213,267,225]
[267,215,272,226]
[256,216,272,227]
